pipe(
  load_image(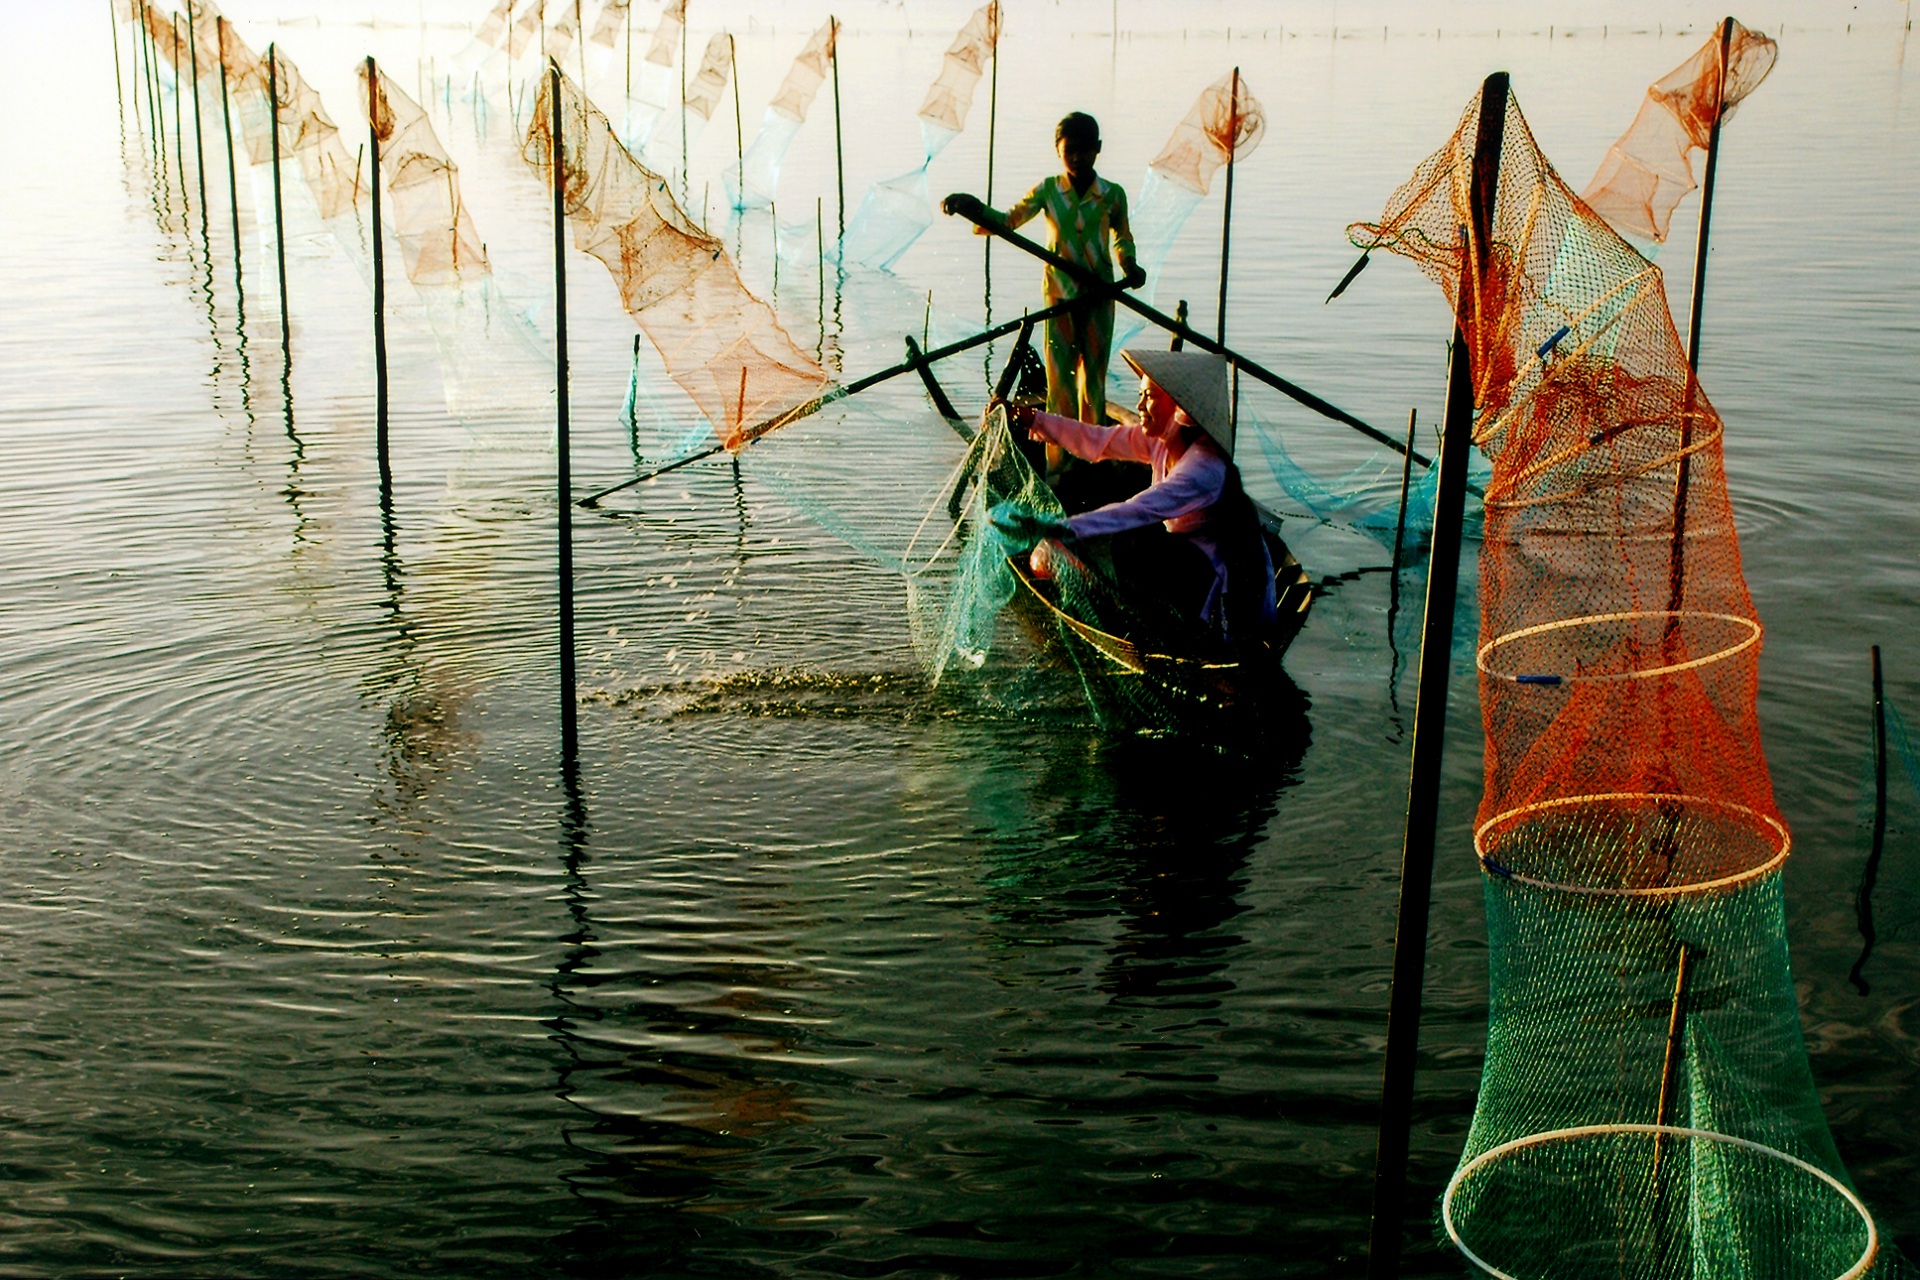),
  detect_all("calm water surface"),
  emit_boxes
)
[1,2,1915,1275]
